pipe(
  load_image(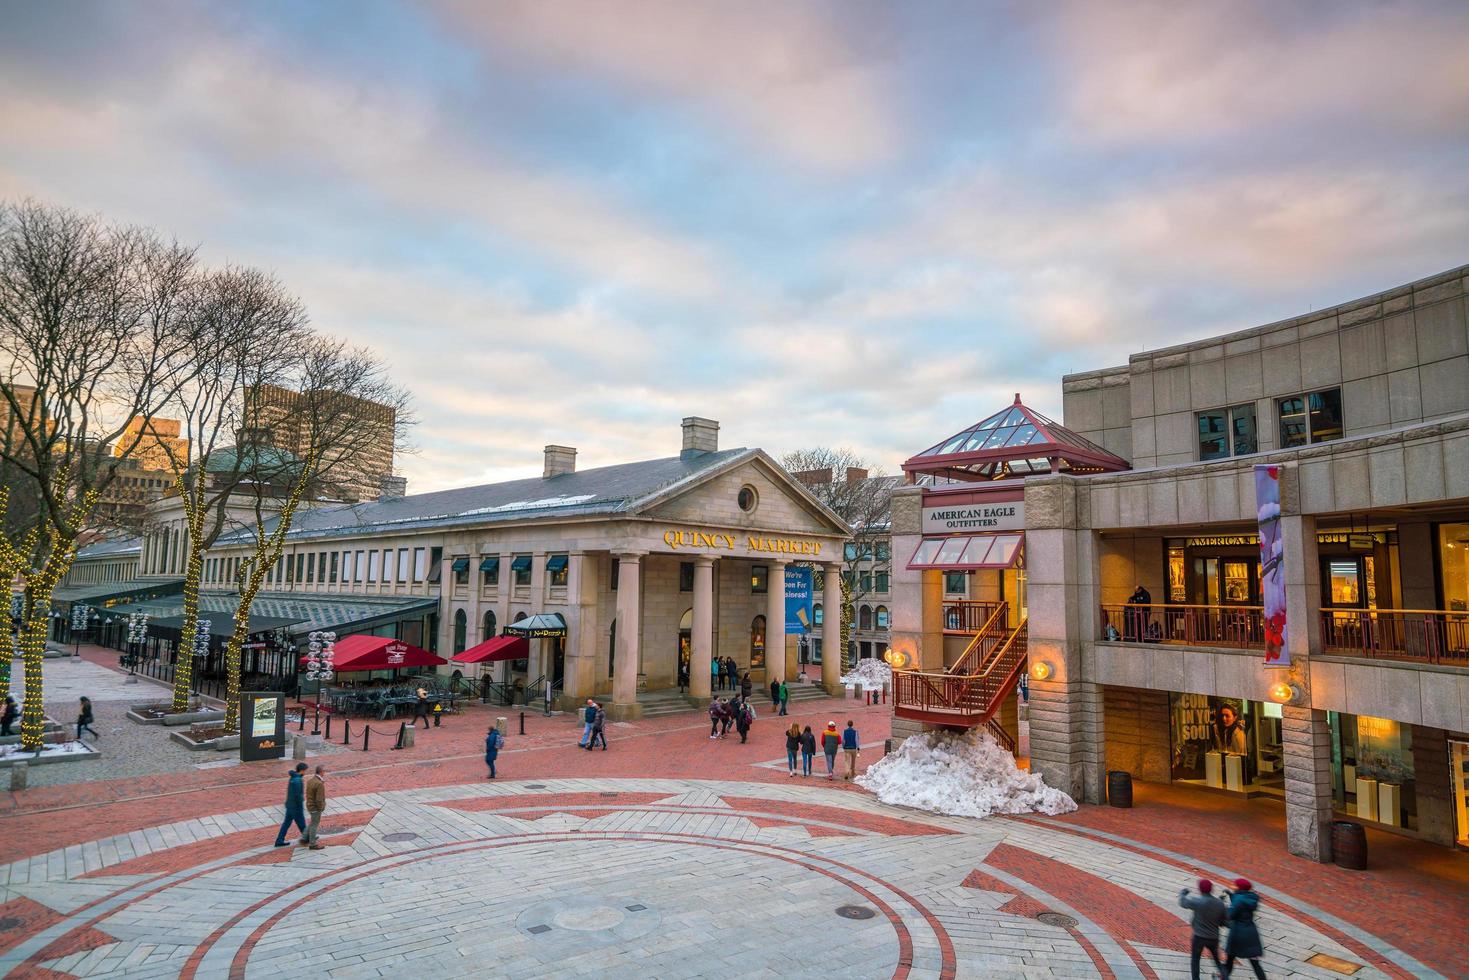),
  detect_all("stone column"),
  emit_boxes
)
[1411,726,1456,846]
[611,553,643,719]
[766,560,787,684]
[564,552,598,703]
[822,563,842,694]
[1283,705,1334,862]
[690,557,715,702]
